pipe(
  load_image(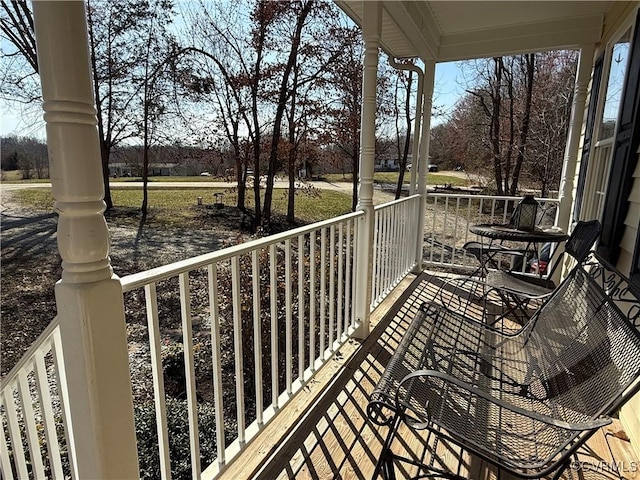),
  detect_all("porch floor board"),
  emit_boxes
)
[220,271,639,480]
